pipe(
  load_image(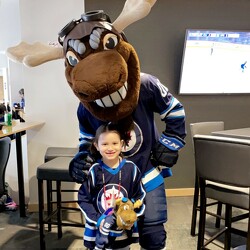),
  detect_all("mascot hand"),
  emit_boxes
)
[152,132,185,167]
[95,214,116,250]
[69,151,95,183]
